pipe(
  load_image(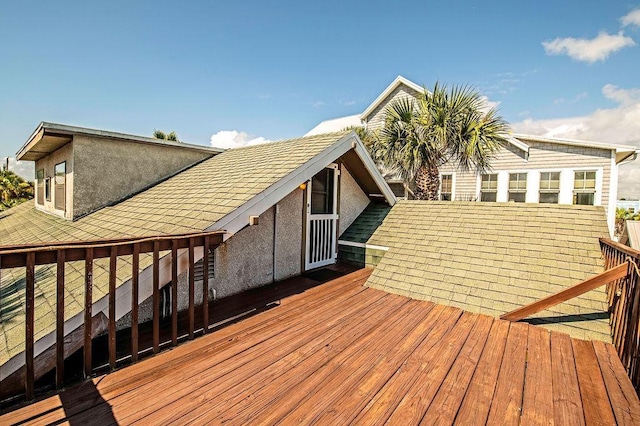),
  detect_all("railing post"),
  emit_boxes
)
[108,246,117,370]
[153,240,160,354]
[202,236,209,334]
[56,249,65,389]
[131,243,139,362]
[171,240,178,346]
[188,238,195,339]
[83,247,93,379]
[25,252,35,400]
